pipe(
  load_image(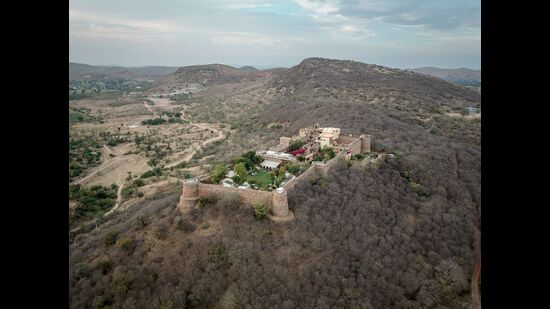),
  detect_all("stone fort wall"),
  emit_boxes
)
[198,183,273,207]
[179,131,370,219]
[283,152,346,192]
